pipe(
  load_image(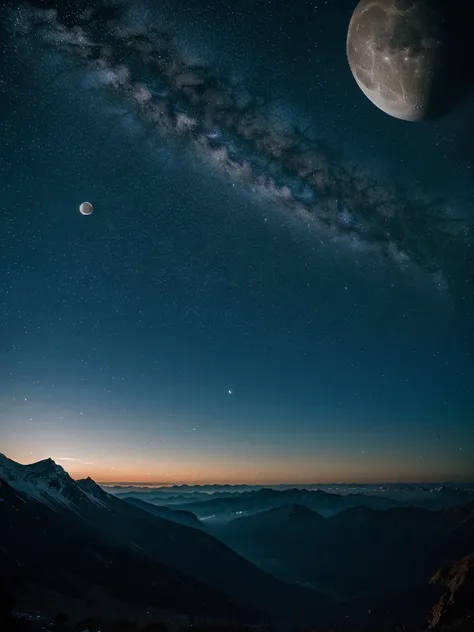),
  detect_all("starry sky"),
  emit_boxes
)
[1,0,473,485]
